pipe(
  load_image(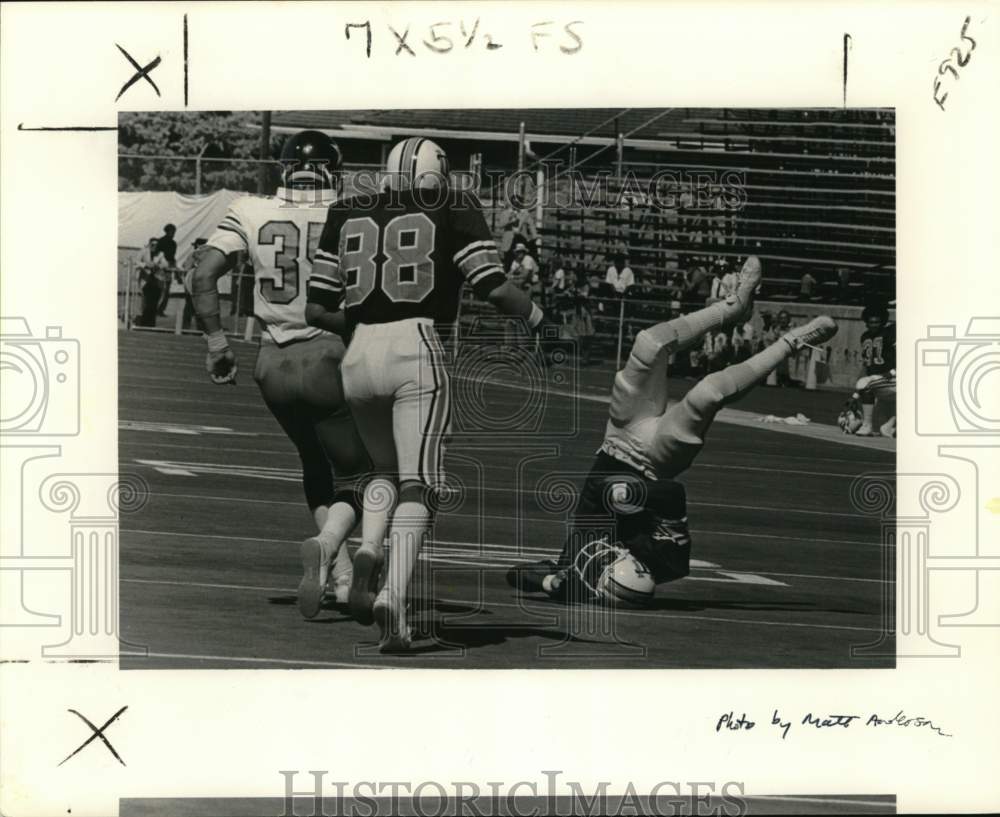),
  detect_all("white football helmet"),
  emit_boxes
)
[573,539,656,608]
[383,137,450,191]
